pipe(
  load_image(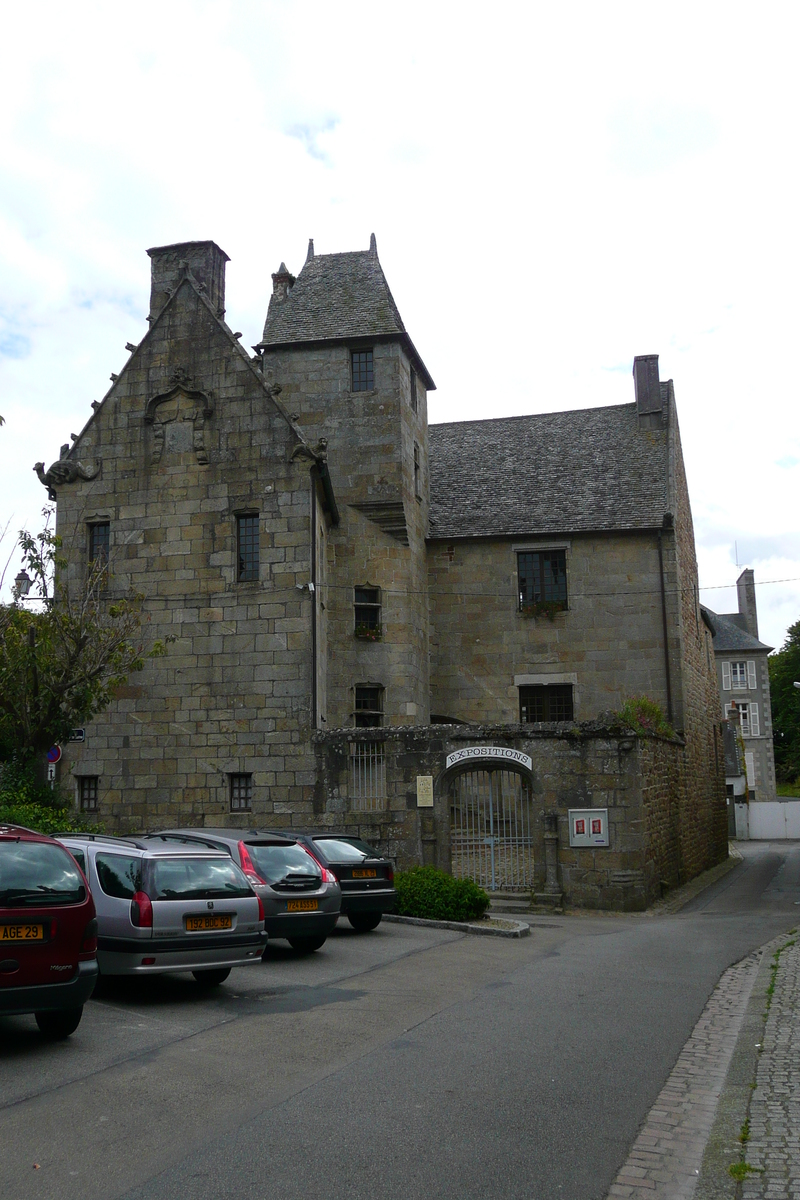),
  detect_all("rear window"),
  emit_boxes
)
[312,837,380,862]
[150,857,253,900]
[69,847,87,874]
[96,854,143,899]
[247,843,321,885]
[0,841,86,906]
